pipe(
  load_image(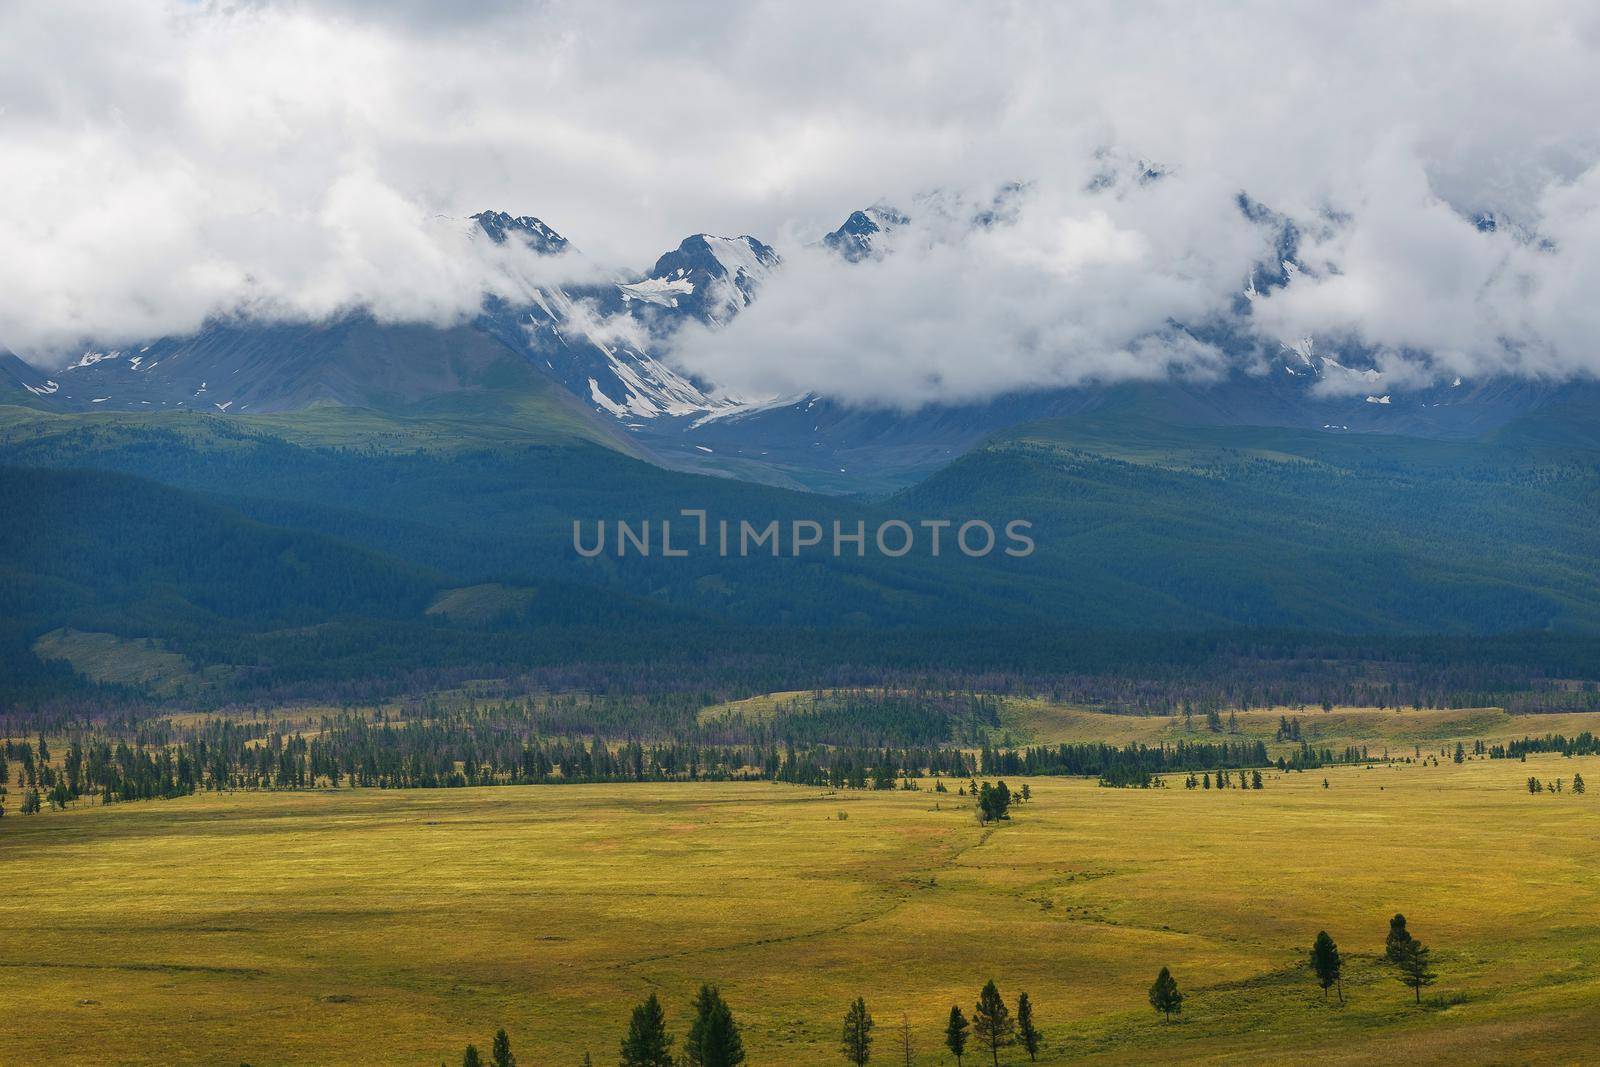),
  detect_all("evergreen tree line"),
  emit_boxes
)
[1489,731,1600,759]
[10,709,1355,811]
